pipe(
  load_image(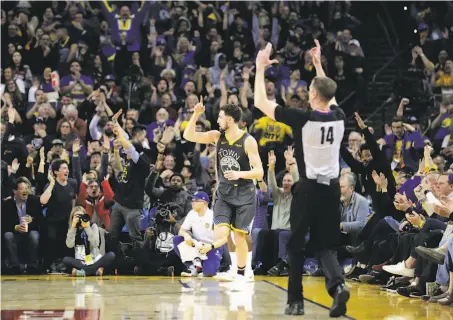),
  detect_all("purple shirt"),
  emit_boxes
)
[39,80,54,93]
[60,75,94,100]
[146,120,175,143]
[15,199,27,220]
[434,114,451,143]
[252,189,271,230]
[398,175,422,204]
